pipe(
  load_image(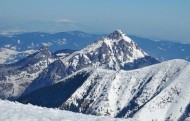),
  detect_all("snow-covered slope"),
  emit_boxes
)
[0,99,130,121]
[18,59,190,121]
[0,48,35,64]
[60,30,159,75]
[0,48,55,99]
[54,49,76,59]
